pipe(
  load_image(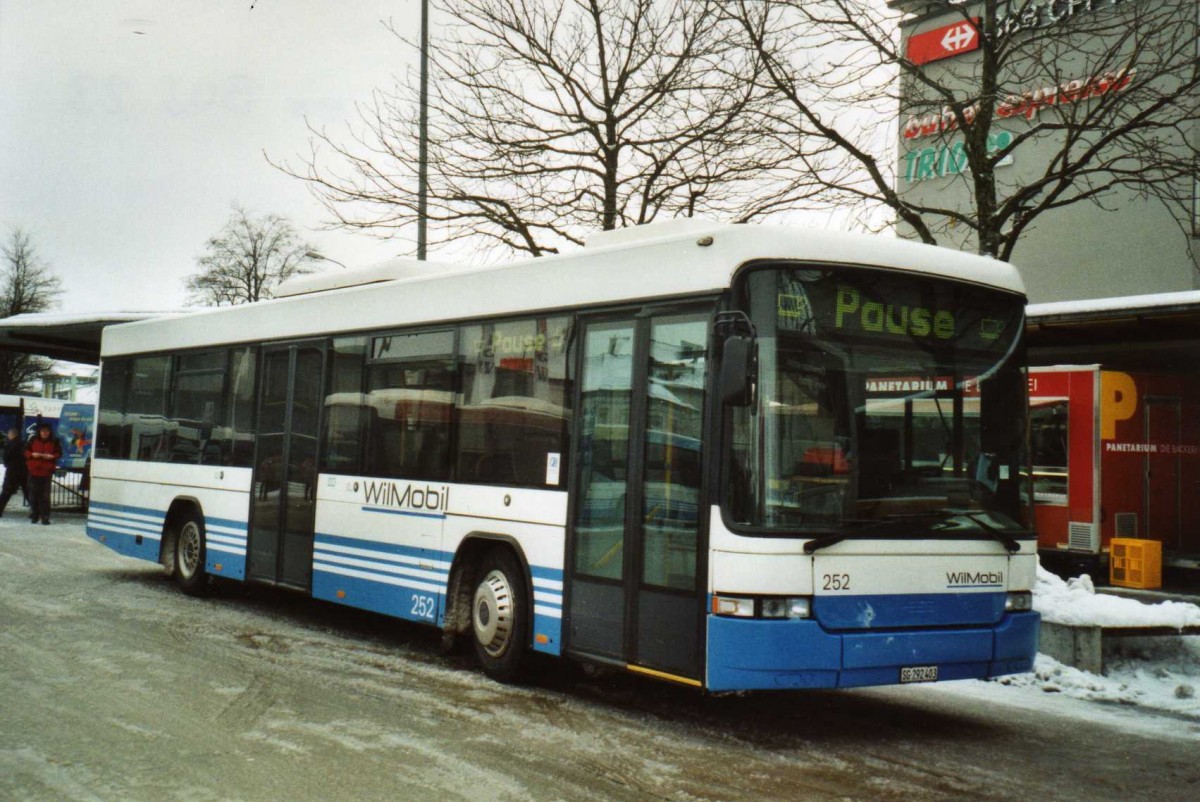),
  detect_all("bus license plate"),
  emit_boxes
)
[900,666,938,684]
